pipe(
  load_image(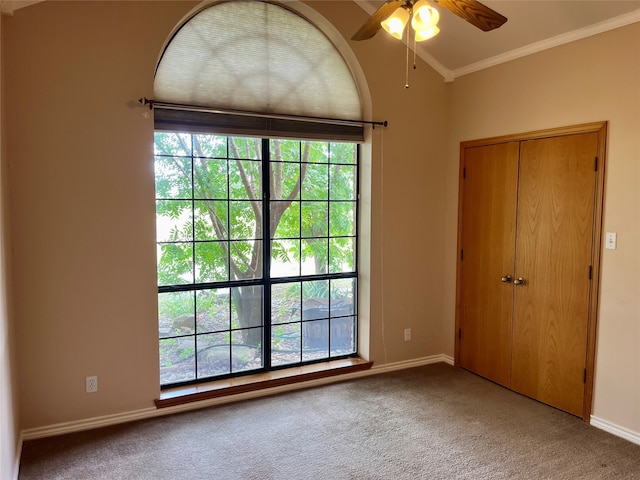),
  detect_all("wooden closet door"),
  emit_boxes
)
[459,142,519,387]
[511,133,598,416]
